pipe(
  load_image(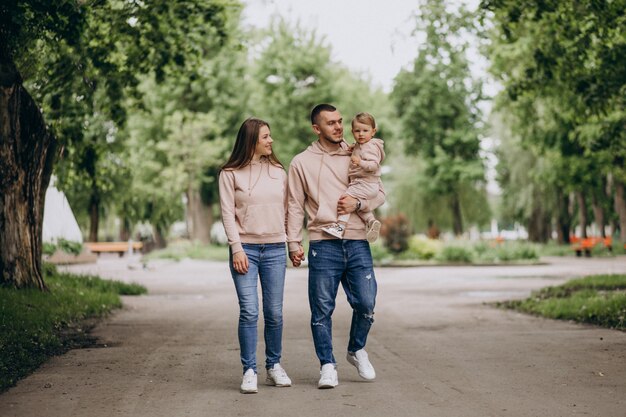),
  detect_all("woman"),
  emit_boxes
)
[218,117,291,394]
